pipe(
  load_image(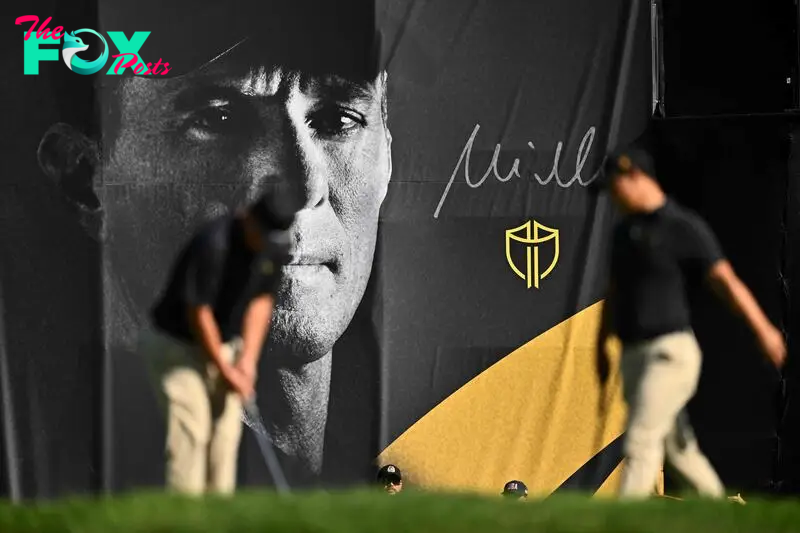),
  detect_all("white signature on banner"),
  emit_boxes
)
[433,124,598,219]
